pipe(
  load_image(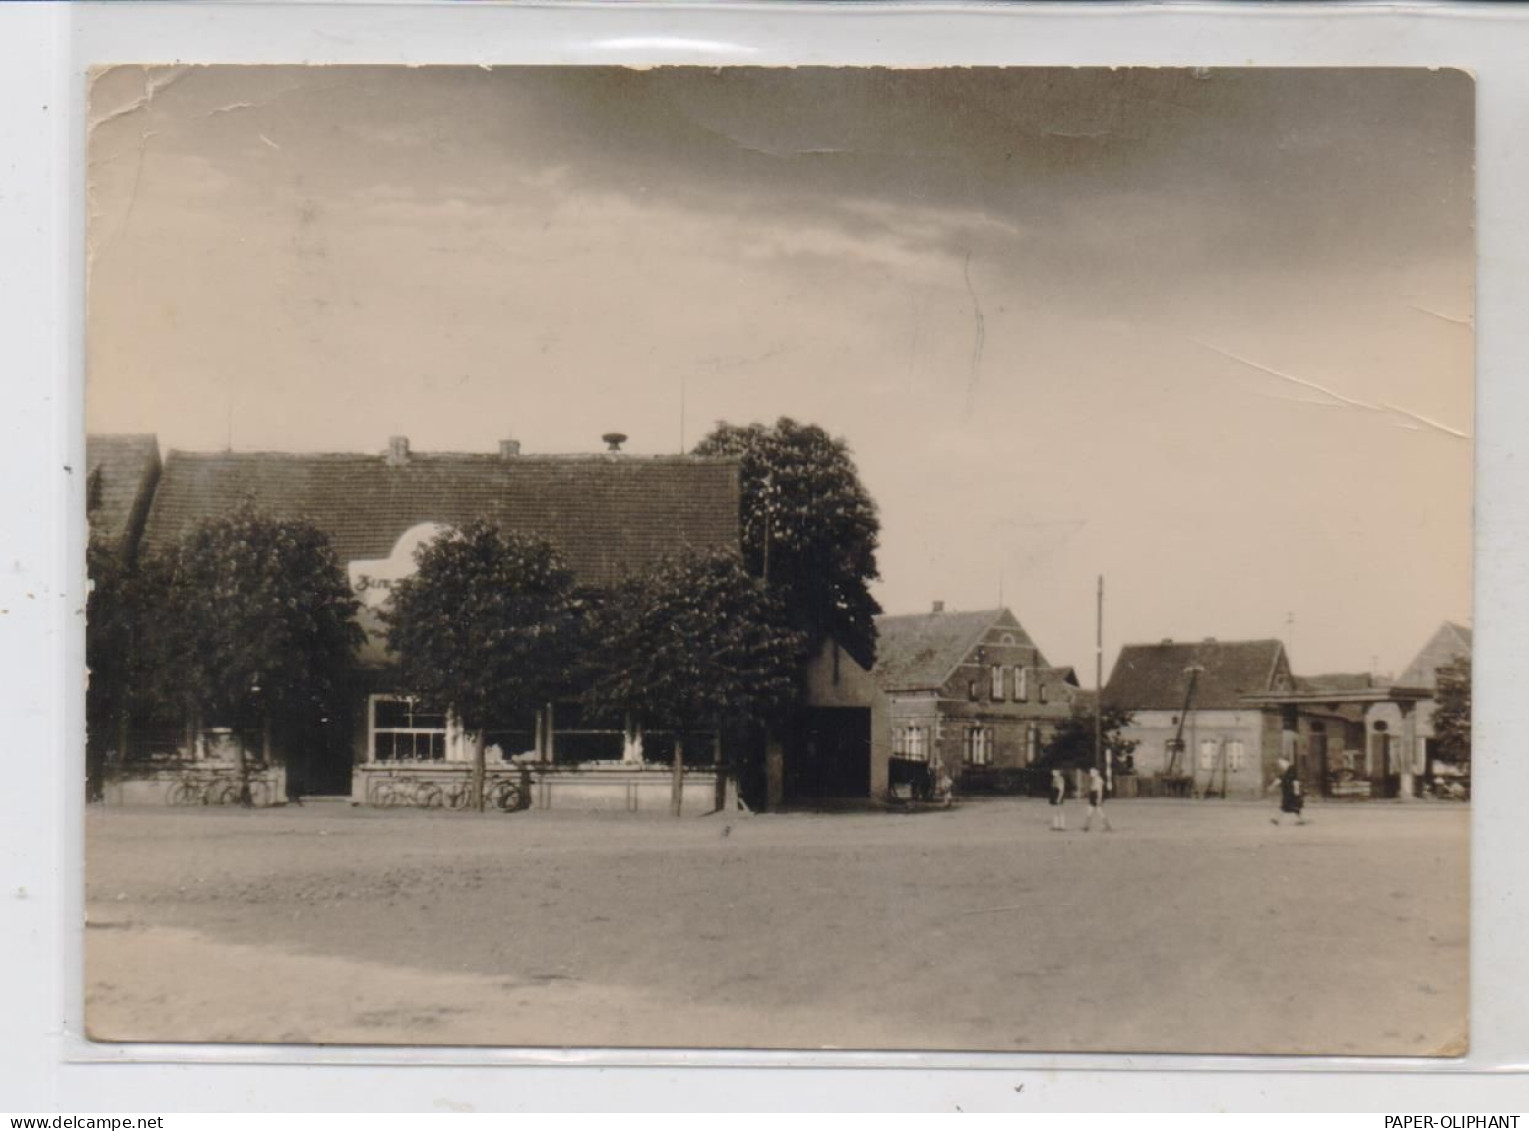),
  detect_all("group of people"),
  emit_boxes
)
[1047,766,1113,832]
[1043,756,1307,830]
